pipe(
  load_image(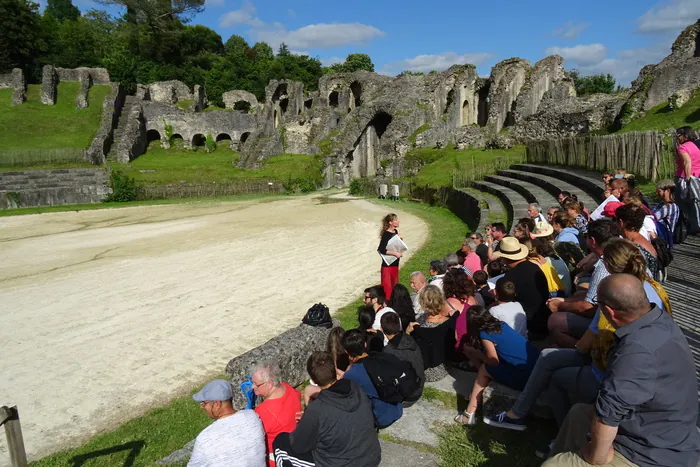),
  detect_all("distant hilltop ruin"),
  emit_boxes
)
[3,19,698,188]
